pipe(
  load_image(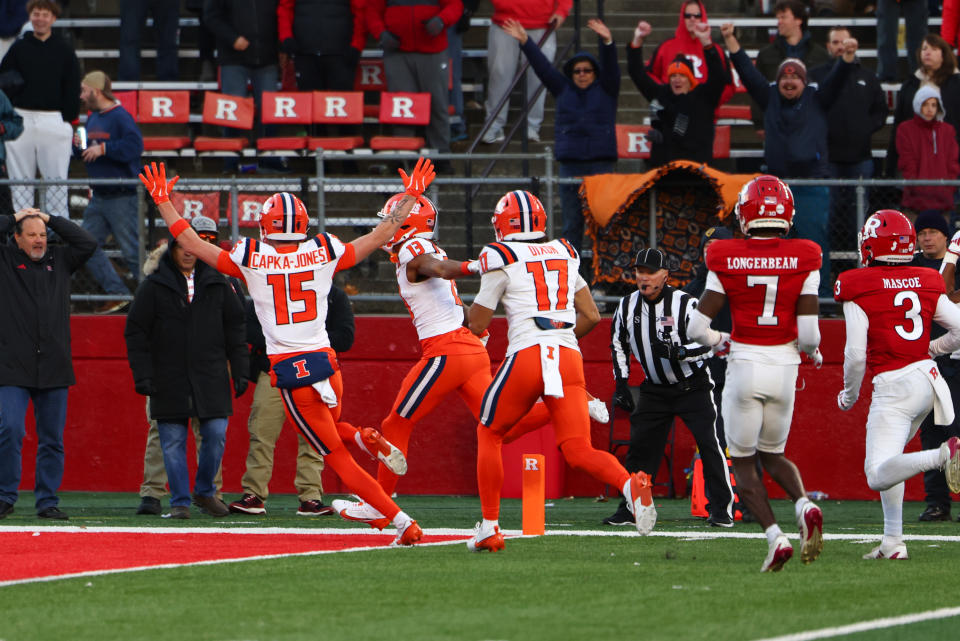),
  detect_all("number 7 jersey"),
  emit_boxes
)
[705,237,822,346]
[834,264,944,374]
